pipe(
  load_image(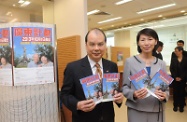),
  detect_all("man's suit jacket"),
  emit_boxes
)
[170,56,187,85]
[152,51,163,60]
[61,56,119,122]
[171,50,187,60]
